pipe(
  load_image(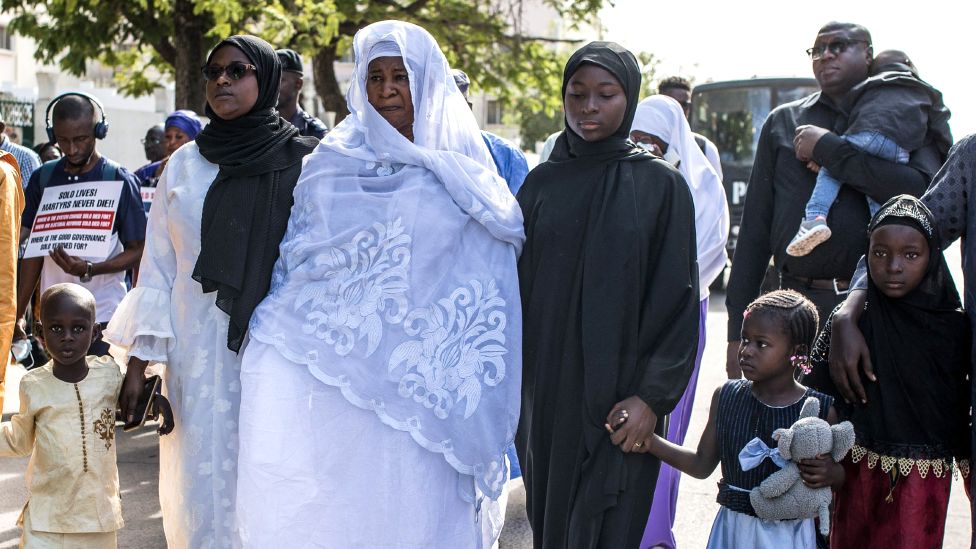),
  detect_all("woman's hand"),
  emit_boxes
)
[829,291,873,404]
[153,394,175,436]
[120,357,149,424]
[794,125,830,162]
[798,453,845,489]
[606,396,657,454]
